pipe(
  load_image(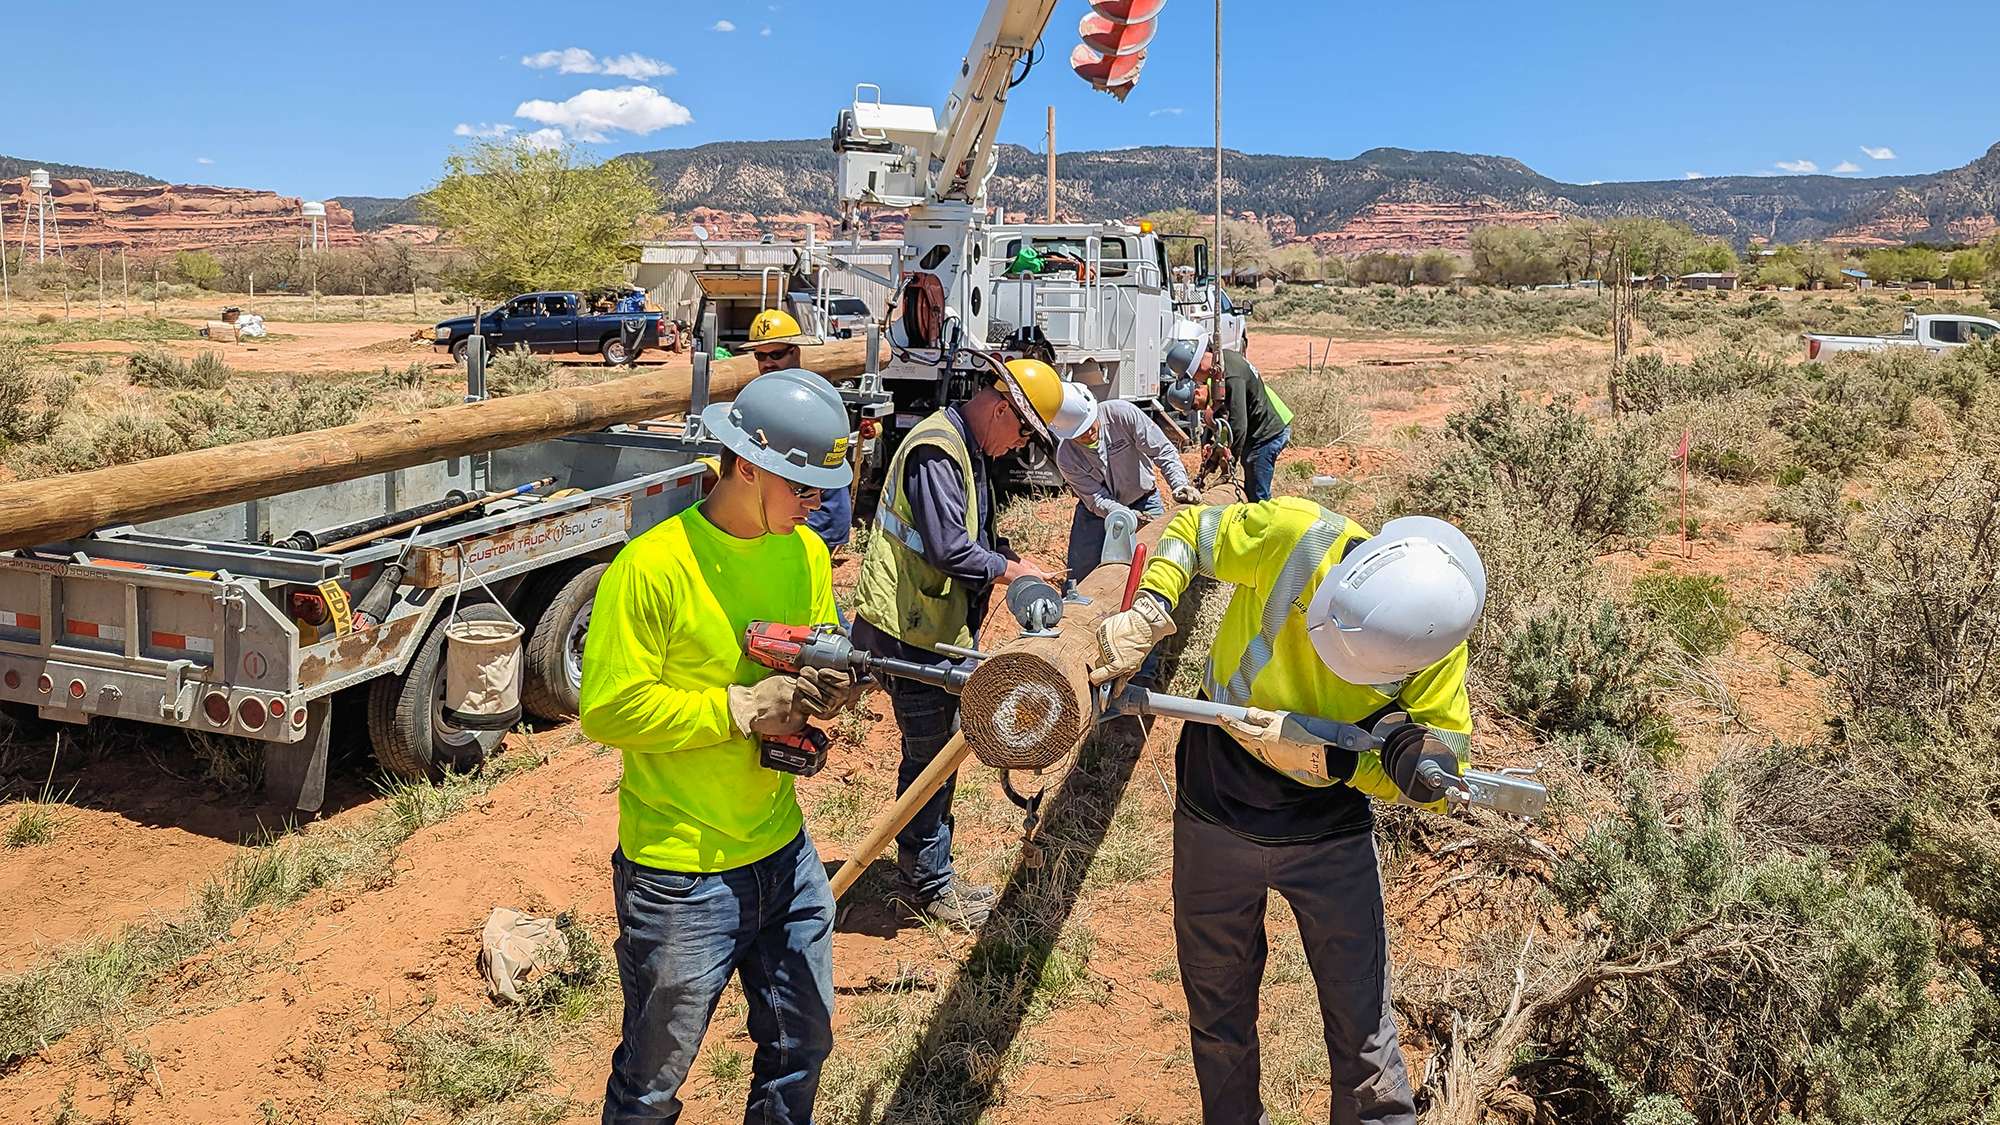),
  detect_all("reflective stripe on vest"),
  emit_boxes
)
[1209,514,1343,706]
[1155,536,1196,575]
